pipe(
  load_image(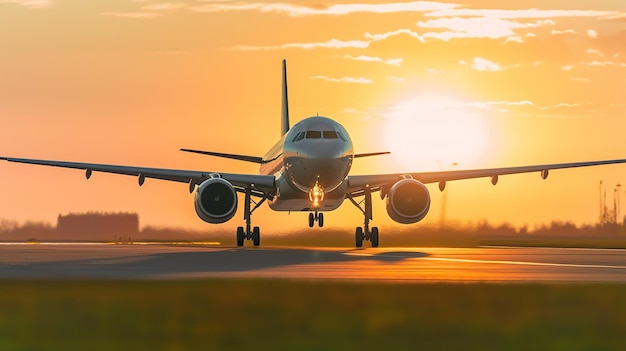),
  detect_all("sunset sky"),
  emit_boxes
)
[0,0,625,233]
